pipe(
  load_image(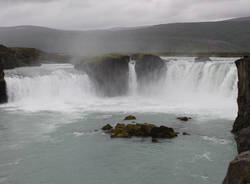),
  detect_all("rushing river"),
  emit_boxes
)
[0,57,238,184]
